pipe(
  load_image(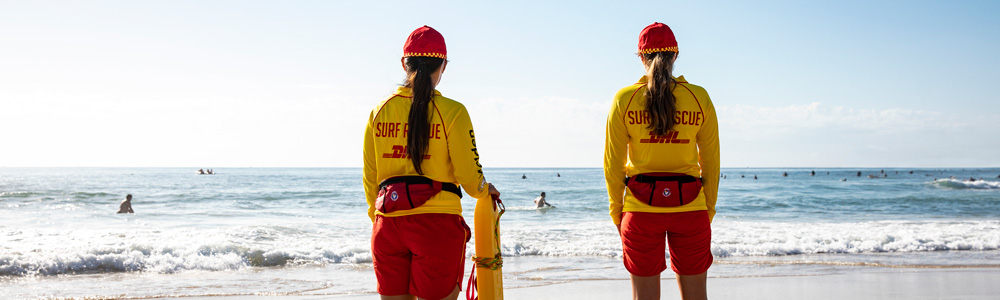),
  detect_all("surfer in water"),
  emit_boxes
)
[604,23,719,300]
[117,194,134,214]
[533,192,552,209]
[362,26,500,300]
